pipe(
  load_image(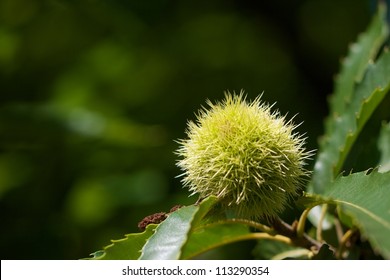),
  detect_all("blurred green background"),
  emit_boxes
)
[0,0,383,259]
